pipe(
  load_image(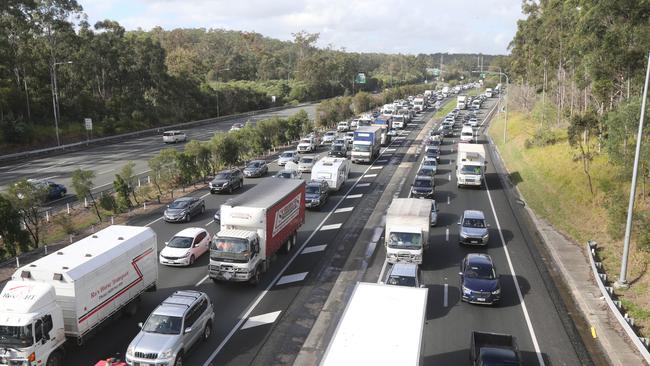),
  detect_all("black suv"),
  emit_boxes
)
[305,180,330,209]
[209,169,244,194]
